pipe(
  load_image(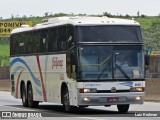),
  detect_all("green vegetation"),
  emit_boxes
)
[0,44,9,66]
[135,17,160,50]
[0,13,160,66]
